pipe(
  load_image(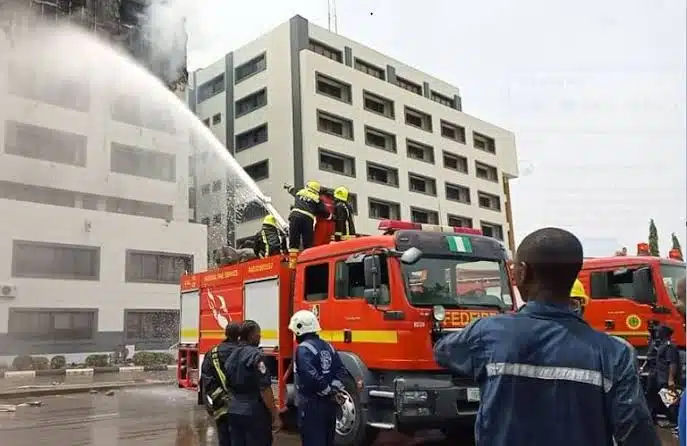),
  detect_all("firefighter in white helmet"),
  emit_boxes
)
[288,310,348,446]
